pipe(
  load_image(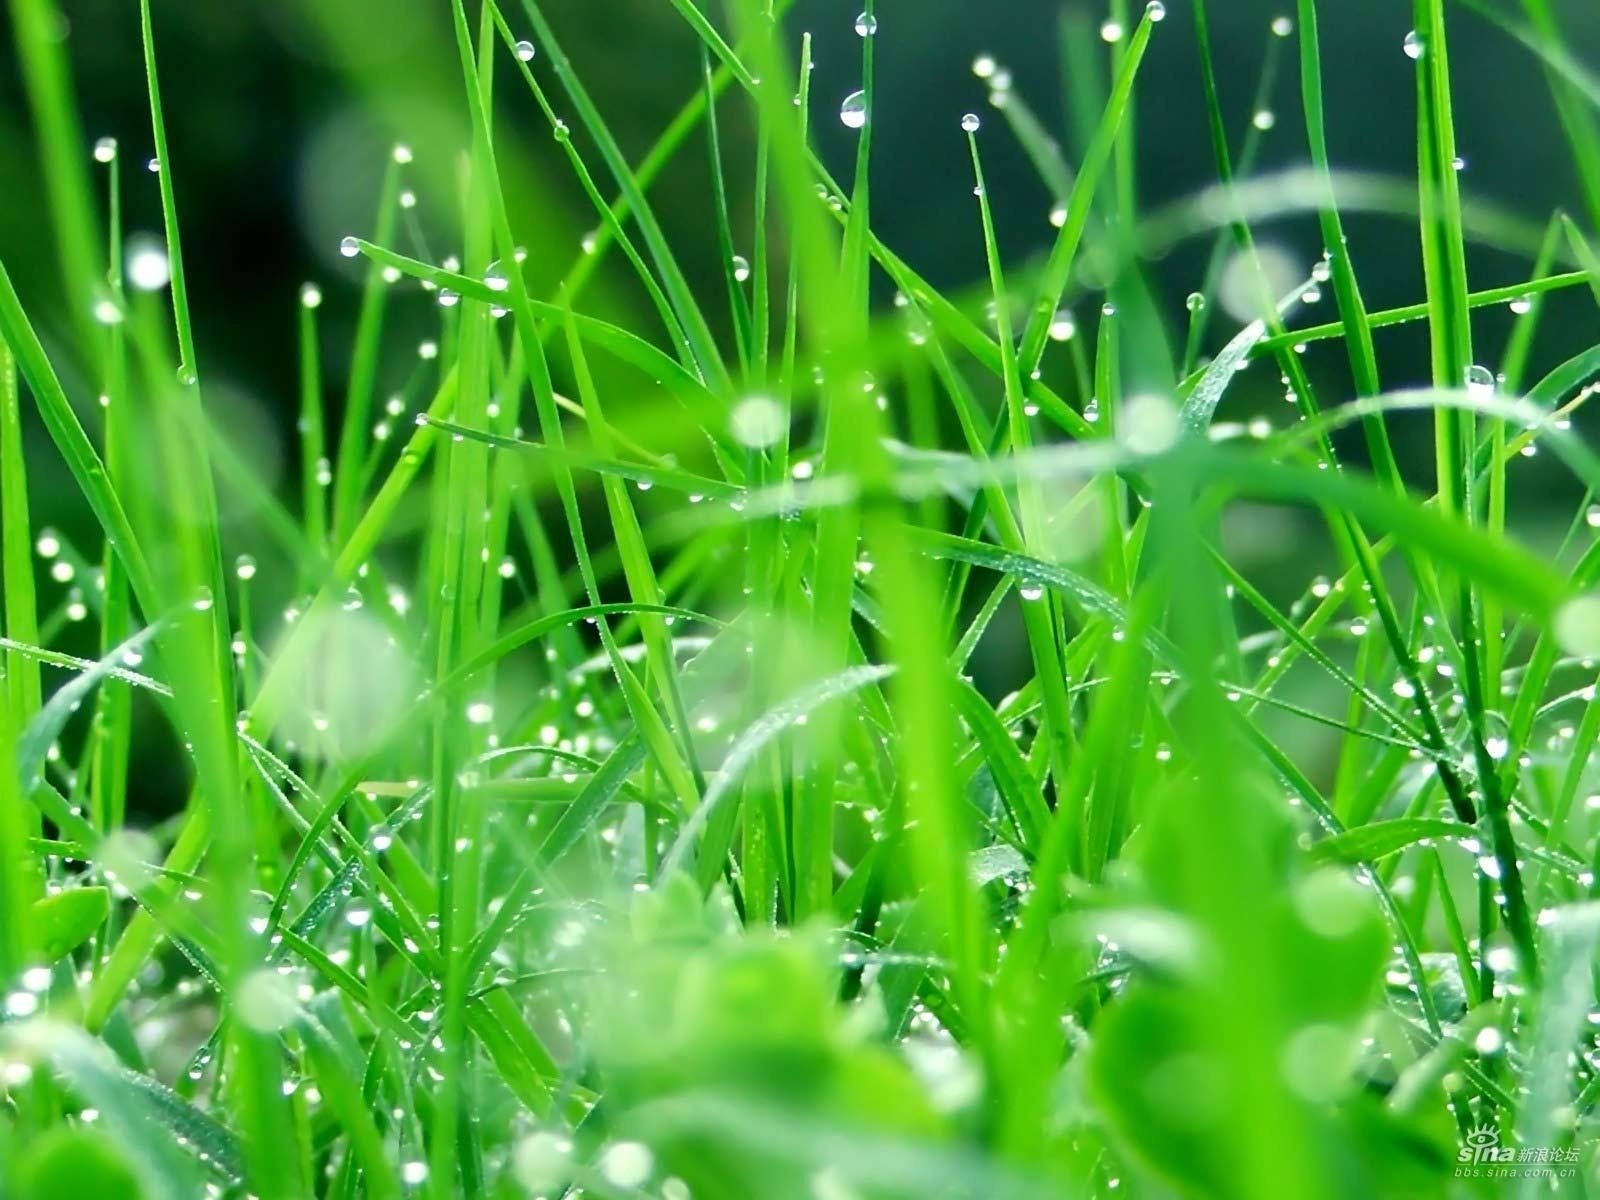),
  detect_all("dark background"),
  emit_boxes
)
[2,0,1596,427]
